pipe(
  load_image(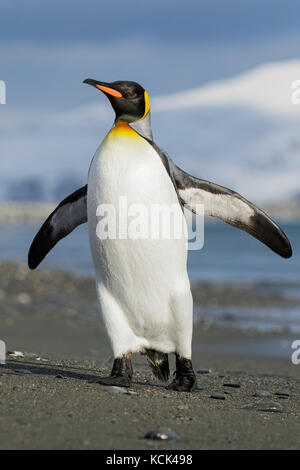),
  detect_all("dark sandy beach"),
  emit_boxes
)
[0,261,300,450]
